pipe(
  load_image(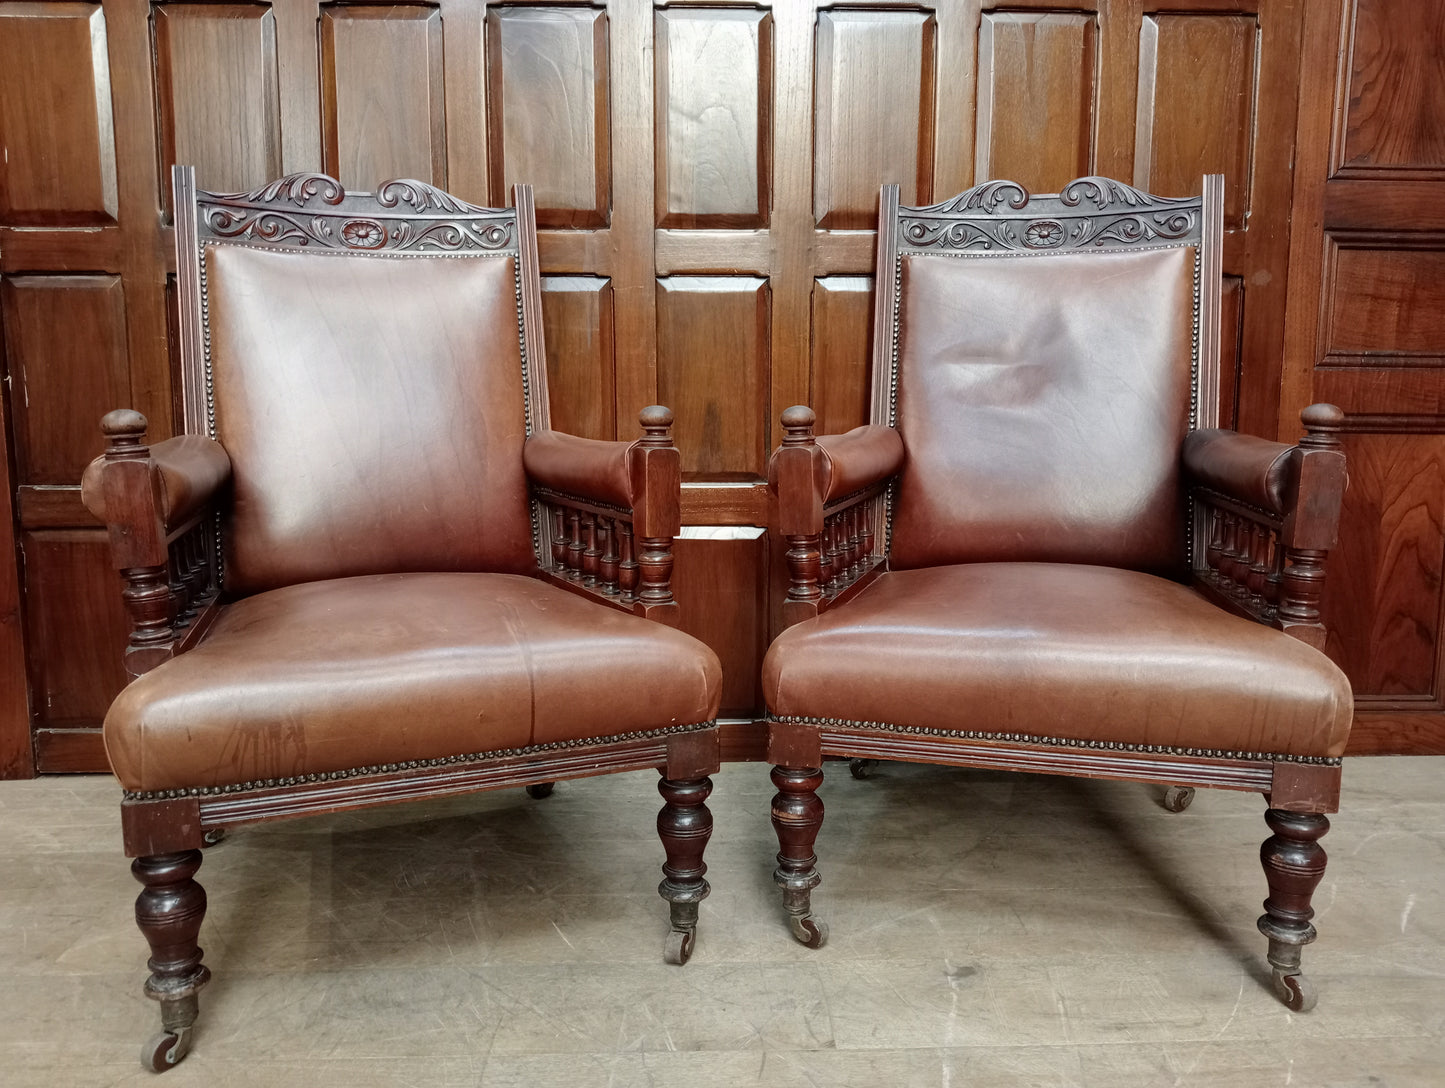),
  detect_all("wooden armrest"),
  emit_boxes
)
[770,406,897,627]
[82,410,231,564]
[83,426,231,532]
[816,423,906,504]
[524,430,634,511]
[770,406,902,536]
[530,407,682,625]
[83,410,231,678]
[1182,429,1294,516]
[1188,404,1347,649]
